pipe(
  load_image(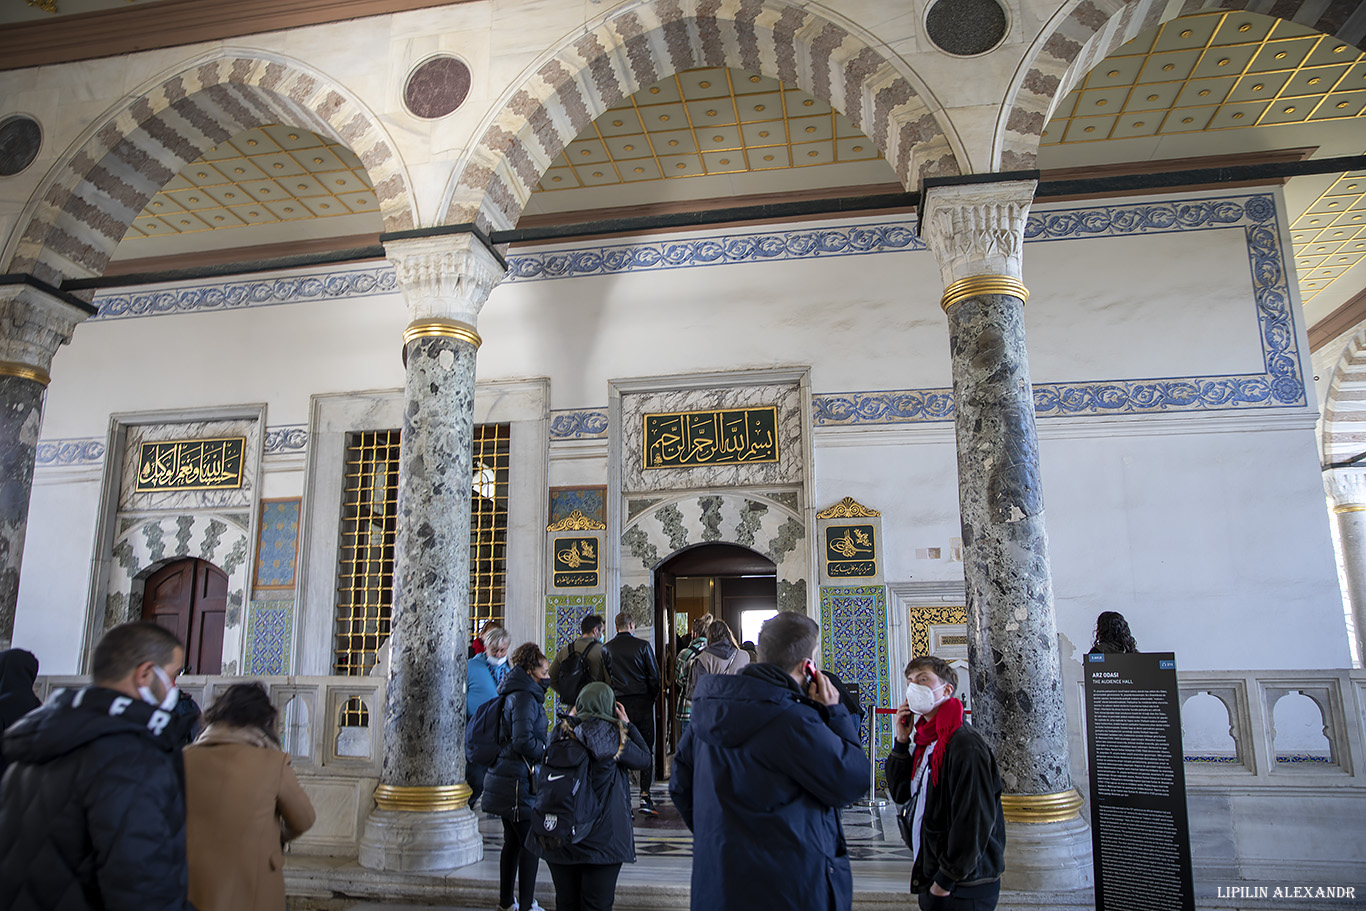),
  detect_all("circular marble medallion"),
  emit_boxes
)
[925,0,1008,57]
[0,115,42,177]
[404,56,472,120]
